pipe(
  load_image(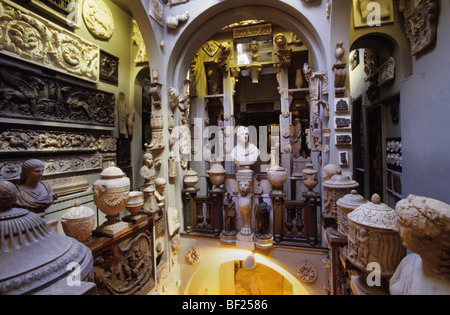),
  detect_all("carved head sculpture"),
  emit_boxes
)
[250,40,259,53]
[274,33,287,47]
[394,195,450,277]
[237,126,250,146]
[143,151,154,167]
[155,177,167,194]
[20,159,45,185]
[238,180,251,197]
